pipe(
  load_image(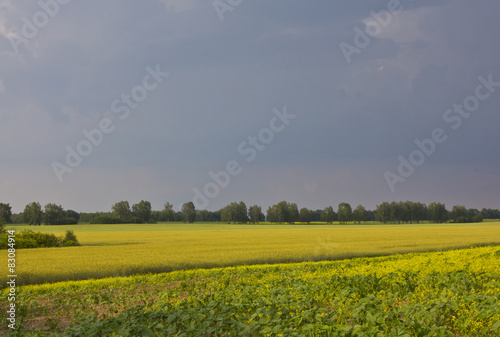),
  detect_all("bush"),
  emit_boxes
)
[90,216,121,224]
[63,230,80,246]
[63,217,78,225]
[0,230,80,249]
